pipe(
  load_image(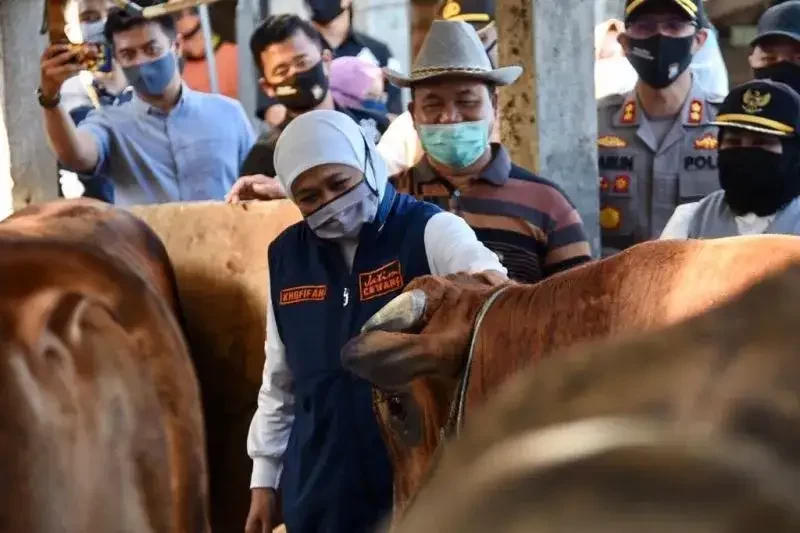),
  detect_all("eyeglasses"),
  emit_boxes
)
[626,17,697,39]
